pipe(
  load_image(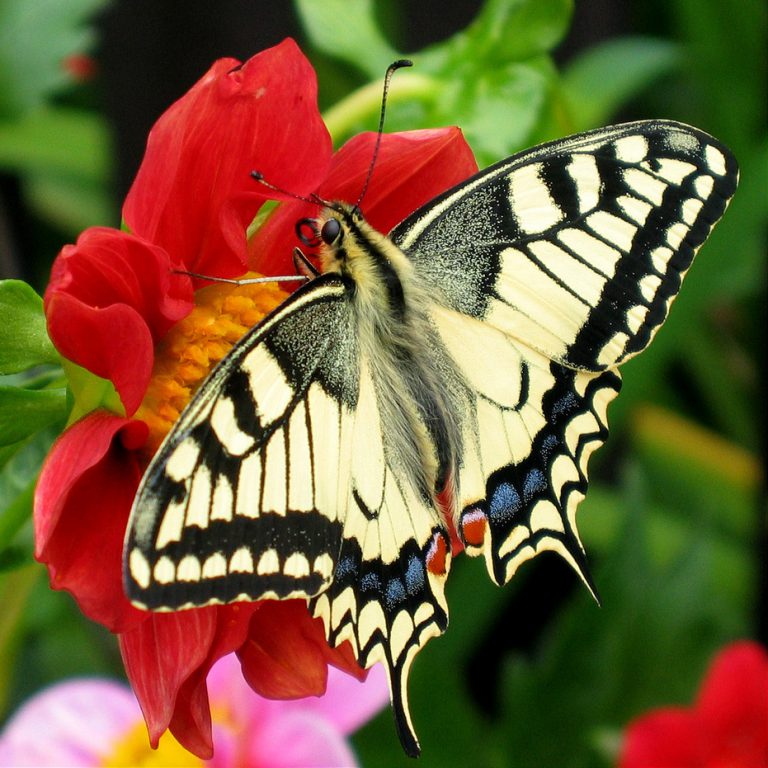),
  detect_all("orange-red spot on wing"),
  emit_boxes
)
[426,532,448,576]
[460,508,487,548]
